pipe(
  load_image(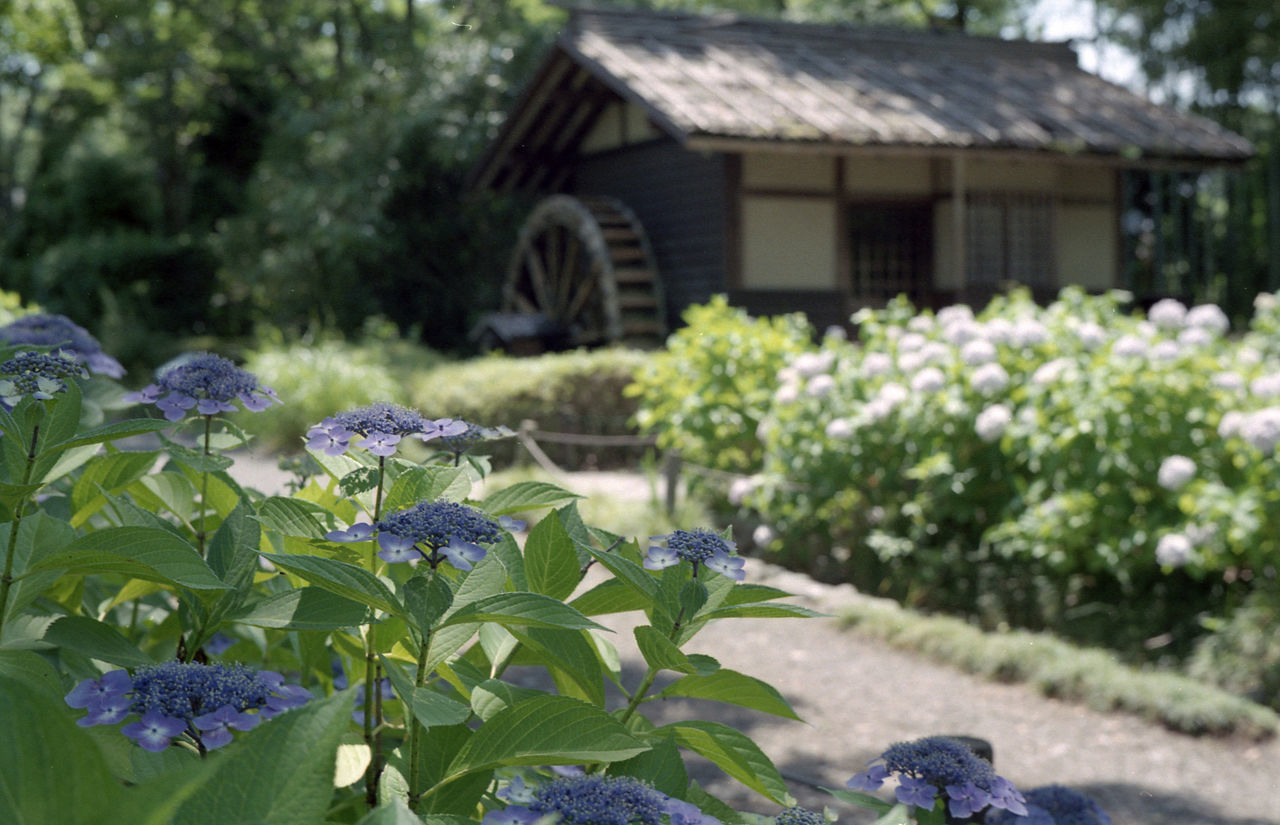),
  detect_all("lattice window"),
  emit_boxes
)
[848,204,933,304]
[966,193,1056,290]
